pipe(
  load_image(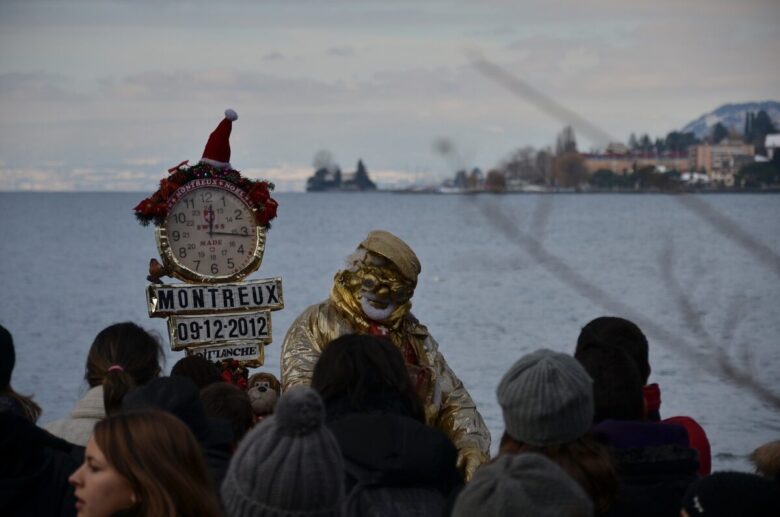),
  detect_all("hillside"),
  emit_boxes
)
[681,100,780,138]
